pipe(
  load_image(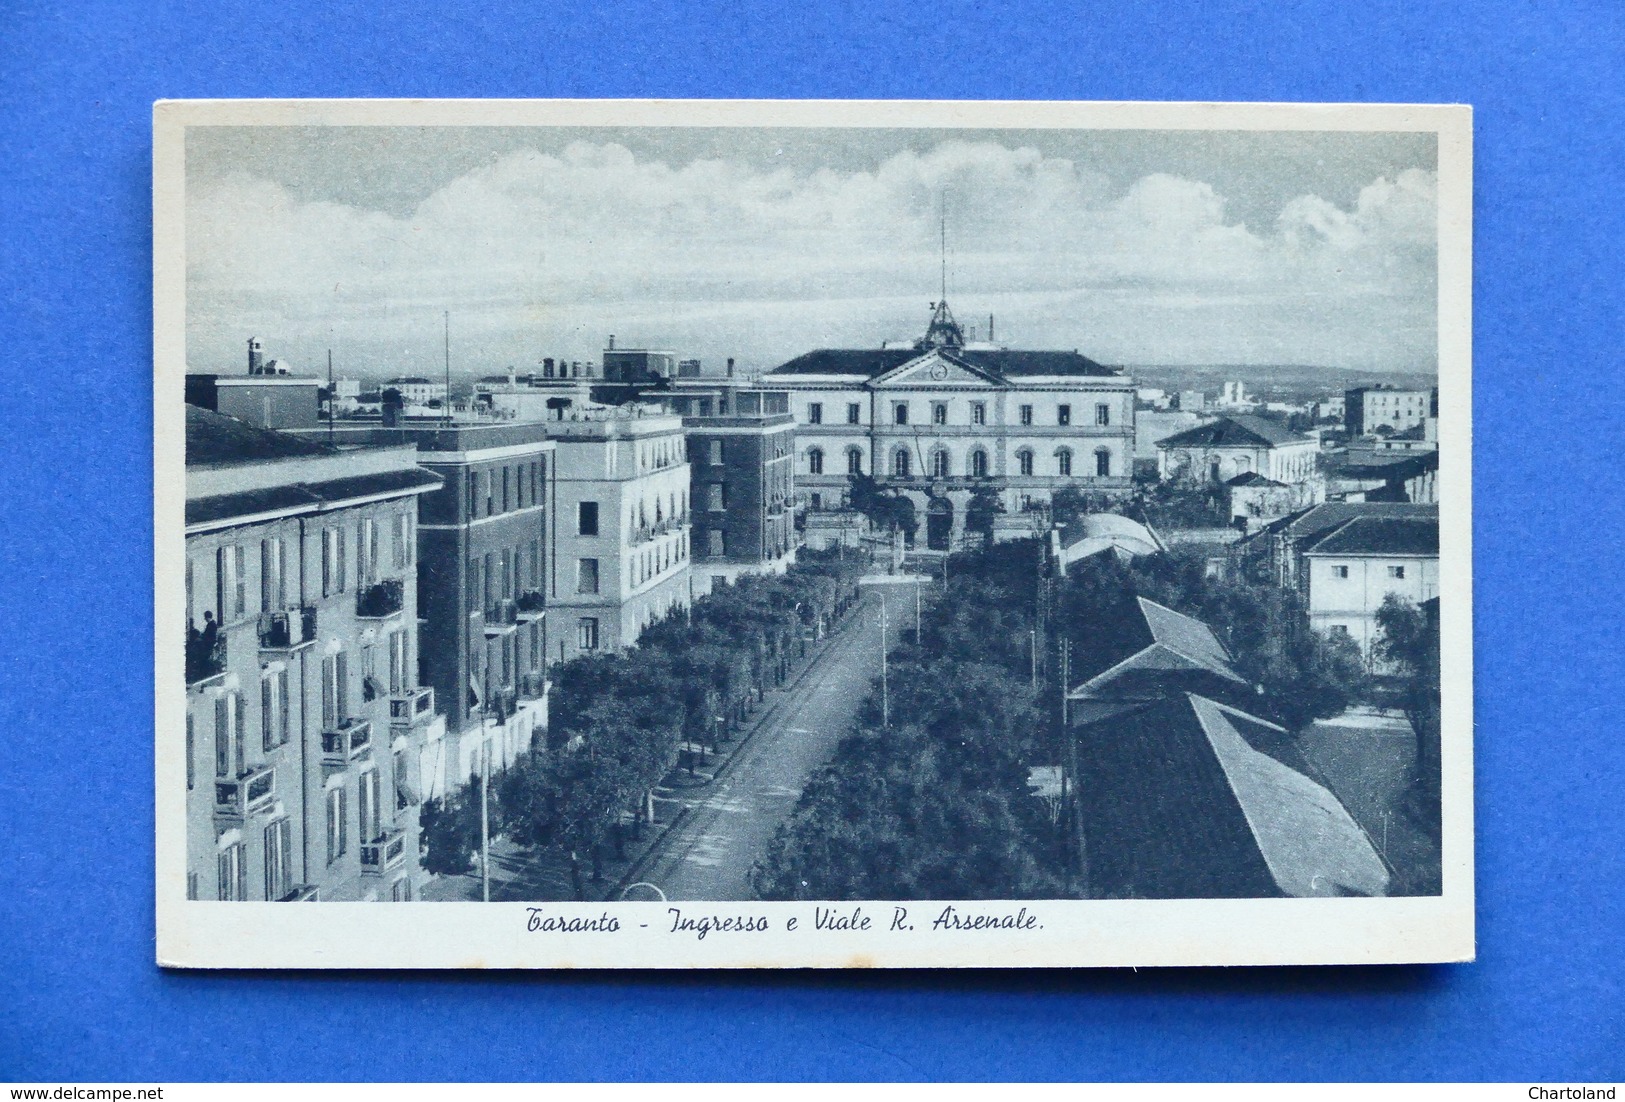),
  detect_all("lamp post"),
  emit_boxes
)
[880,595,889,730]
